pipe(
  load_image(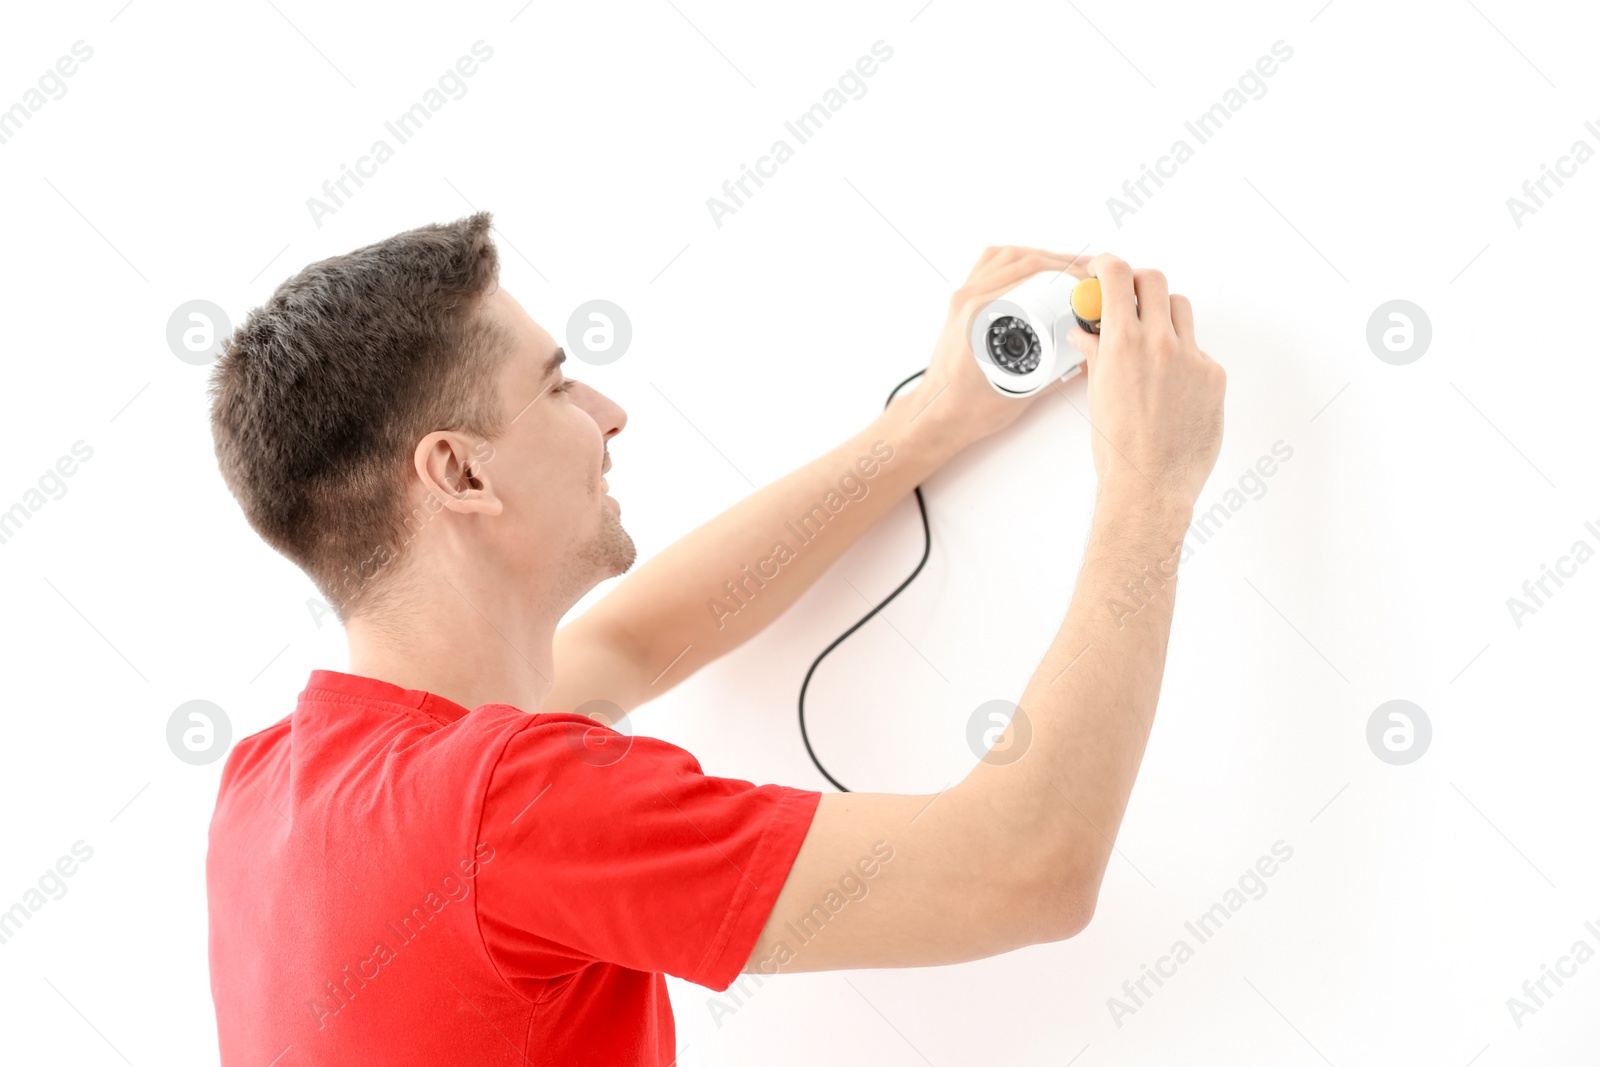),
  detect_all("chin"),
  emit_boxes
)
[610,527,638,574]
[579,509,636,576]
